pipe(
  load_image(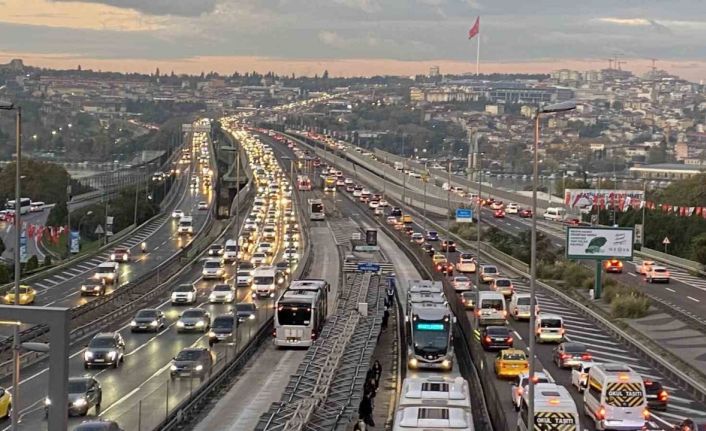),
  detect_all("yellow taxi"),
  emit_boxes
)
[401,215,413,224]
[494,349,529,379]
[432,254,447,266]
[3,285,36,305]
[0,387,11,419]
